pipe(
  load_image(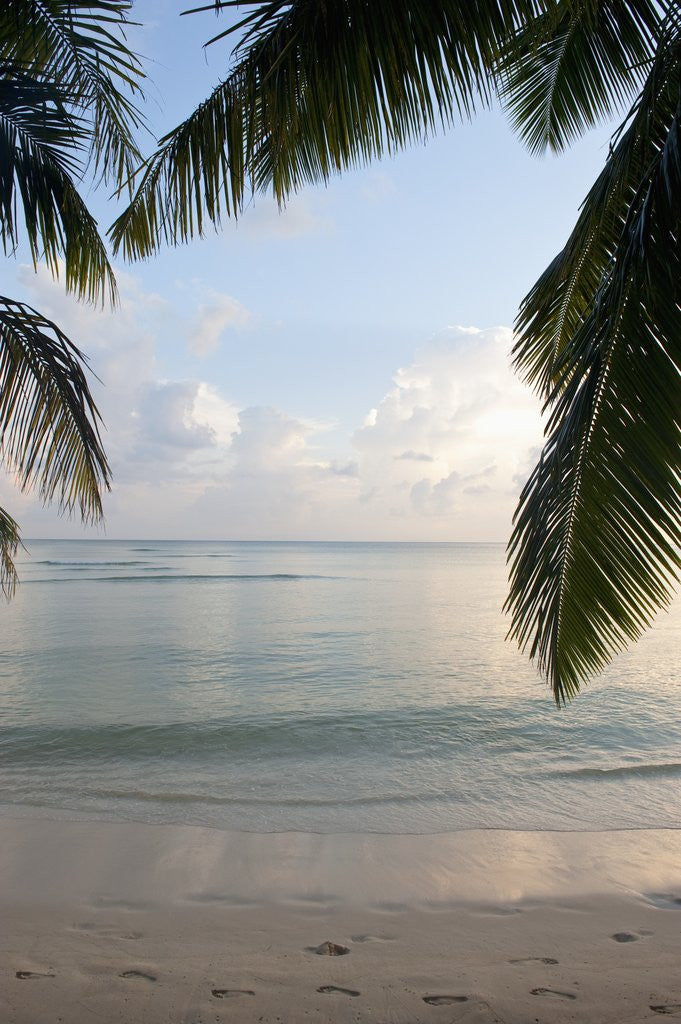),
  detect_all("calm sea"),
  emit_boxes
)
[0,539,679,833]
